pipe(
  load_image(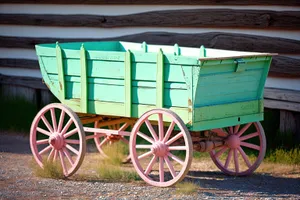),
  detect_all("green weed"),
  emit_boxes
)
[175,181,198,195]
[33,160,64,179]
[265,147,300,165]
